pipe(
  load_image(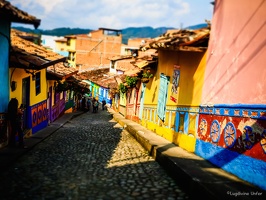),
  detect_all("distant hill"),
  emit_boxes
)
[185,23,208,30]
[12,23,208,44]
[12,27,92,37]
[121,26,174,43]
